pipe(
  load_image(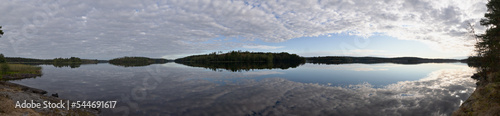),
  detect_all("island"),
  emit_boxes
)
[109,56,172,67]
[175,51,306,72]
